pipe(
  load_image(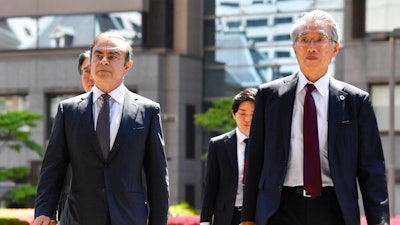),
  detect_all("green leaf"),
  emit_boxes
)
[0,111,44,156]
[194,98,236,133]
